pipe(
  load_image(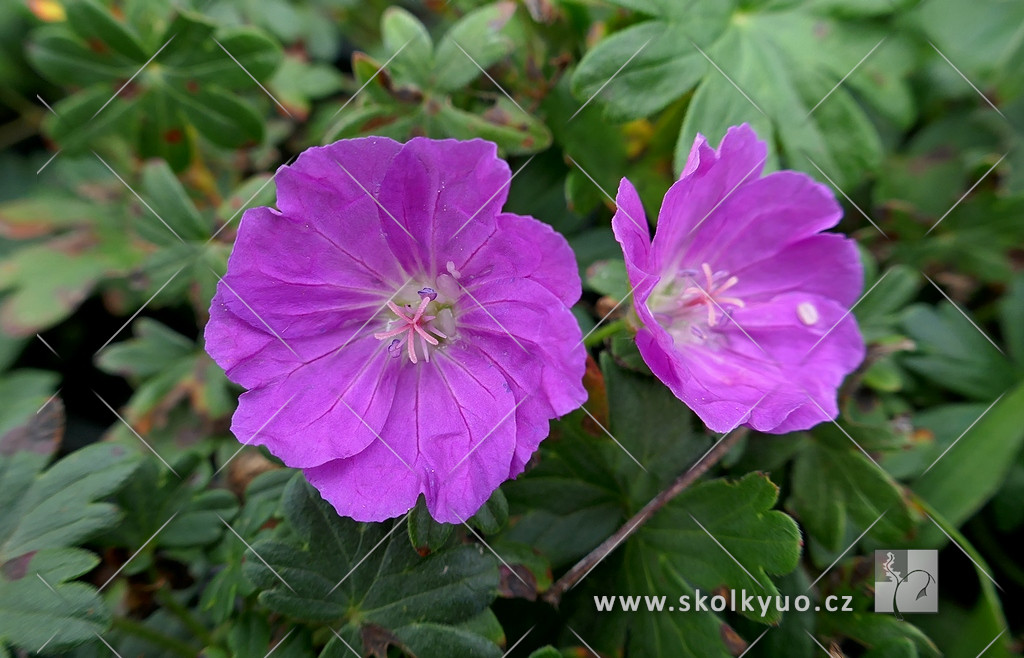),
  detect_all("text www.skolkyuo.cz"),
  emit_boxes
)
[594,591,854,616]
